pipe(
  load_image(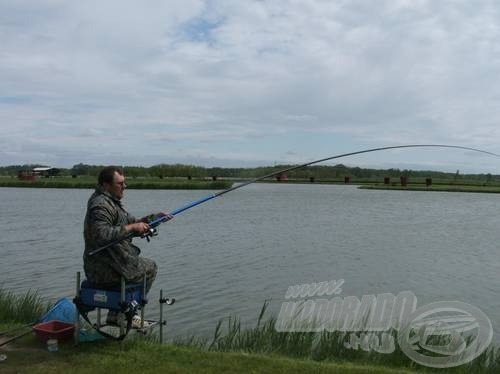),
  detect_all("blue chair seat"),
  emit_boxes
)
[79,280,144,311]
